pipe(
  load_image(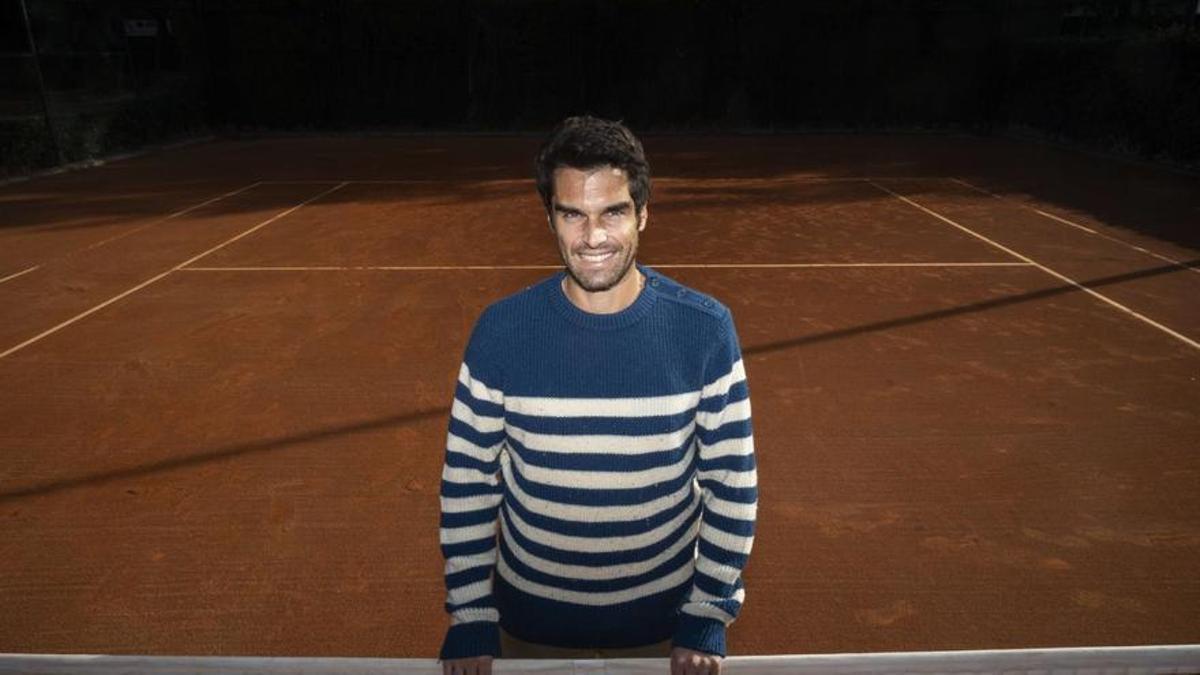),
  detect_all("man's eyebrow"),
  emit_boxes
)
[552,200,633,214]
